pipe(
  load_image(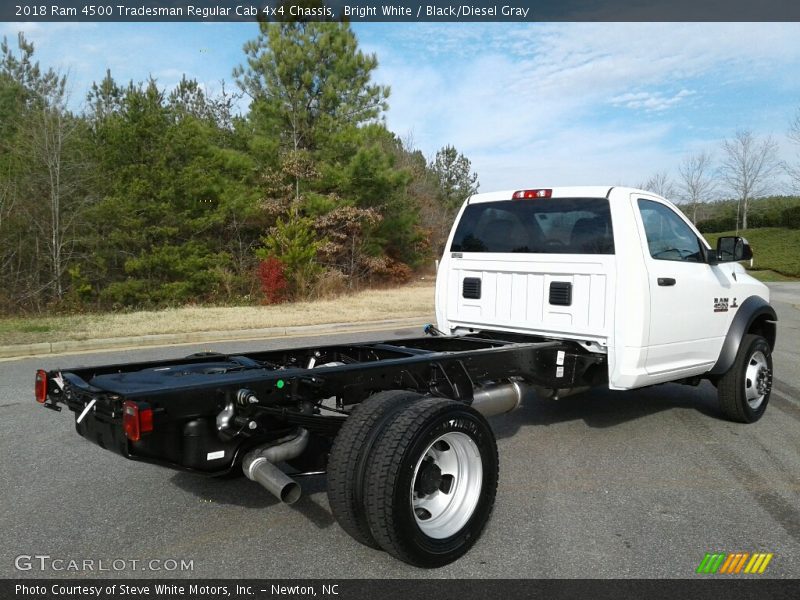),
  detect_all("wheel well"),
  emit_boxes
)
[747,314,777,350]
[708,297,777,377]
